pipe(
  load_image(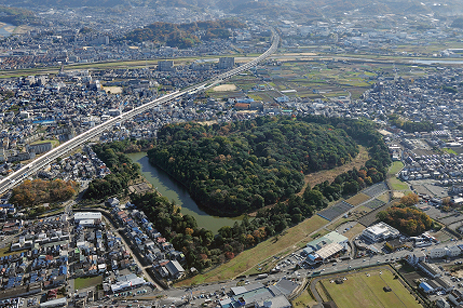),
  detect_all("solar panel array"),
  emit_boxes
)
[363,182,388,198]
[318,201,354,221]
